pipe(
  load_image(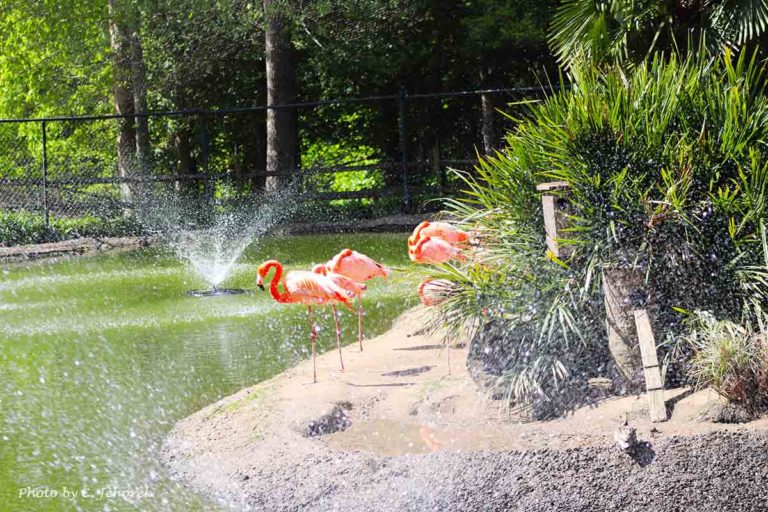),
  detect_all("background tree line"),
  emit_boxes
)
[0,0,557,200]
[2,0,767,220]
